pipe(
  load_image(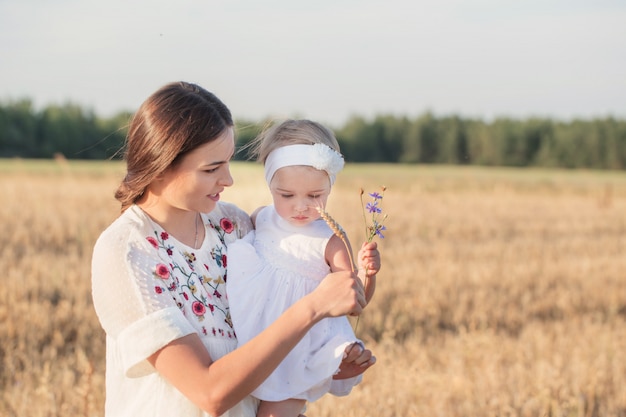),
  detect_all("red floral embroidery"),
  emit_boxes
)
[220,218,234,233]
[154,263,170,279]
[192,301,206,316]
[144,208,245,340]
[146,236,158,248]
